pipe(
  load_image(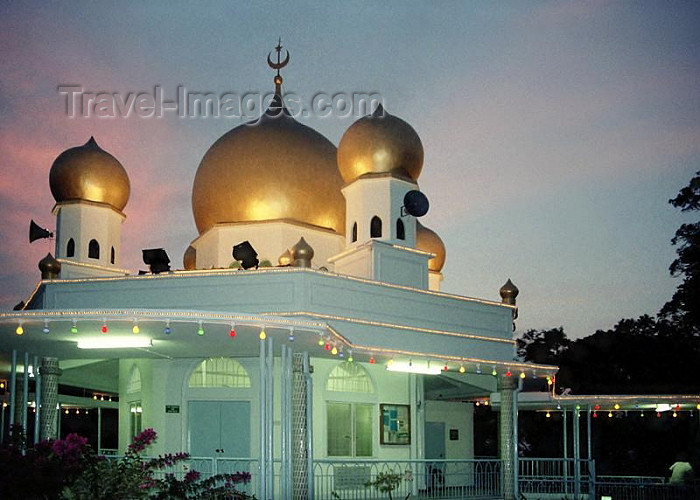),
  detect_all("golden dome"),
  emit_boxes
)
[183,245,196,270]
[416,221,446,272]
[192,110,346,235]
[337,104,424,184]
[49,137,130,211]
[278,248,292,266]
